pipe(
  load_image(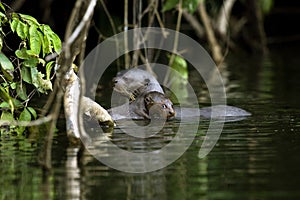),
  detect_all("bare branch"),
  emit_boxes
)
[0,115,53,127]
[216,0,236,36]
[182,9,205,38]
[198,2,223,64]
